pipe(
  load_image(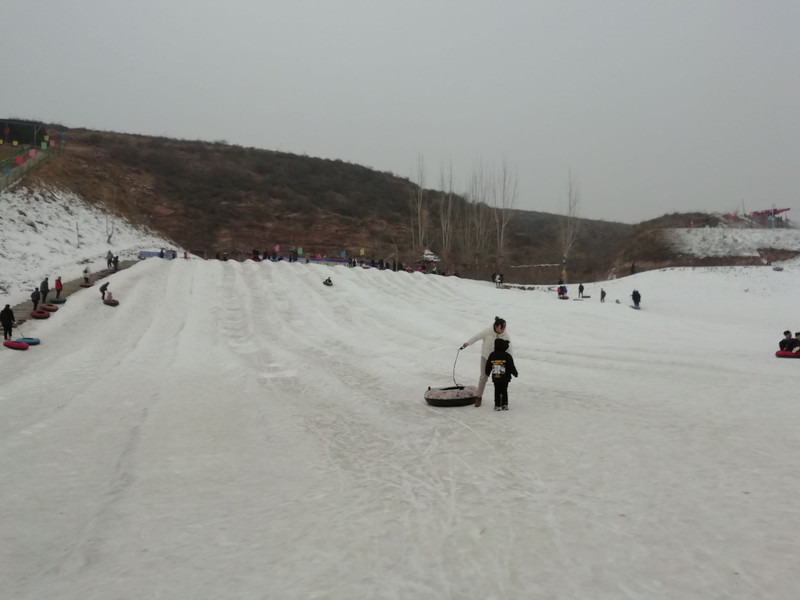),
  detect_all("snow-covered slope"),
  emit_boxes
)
[3,256,800,599]
[3,184,800,599]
